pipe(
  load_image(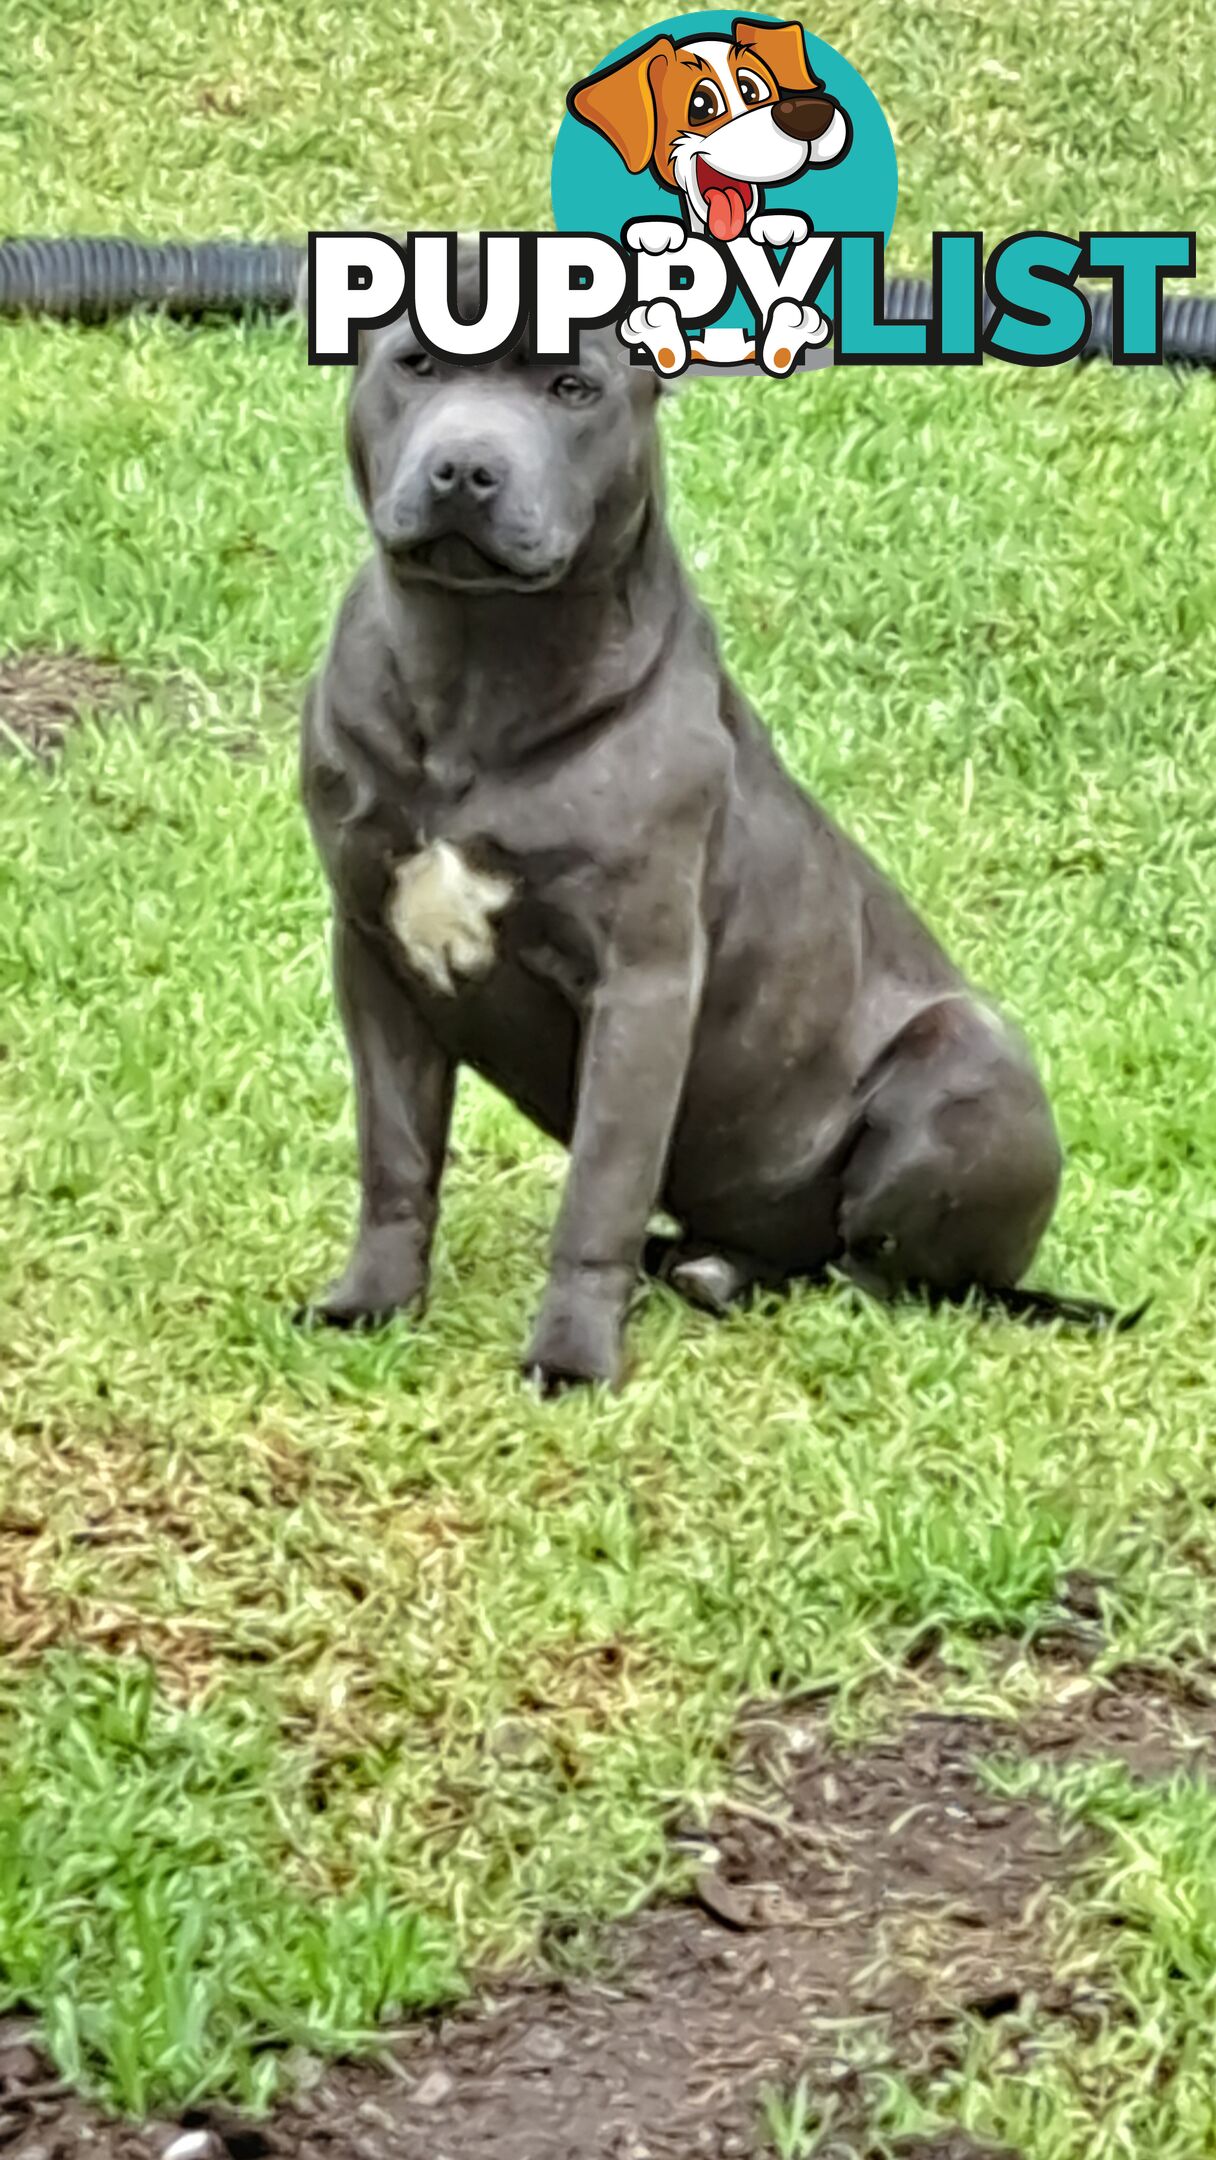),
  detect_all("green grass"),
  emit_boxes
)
[0,1658,460,2112]
[1,0,1216,2137]
[761,2075,824,2157]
